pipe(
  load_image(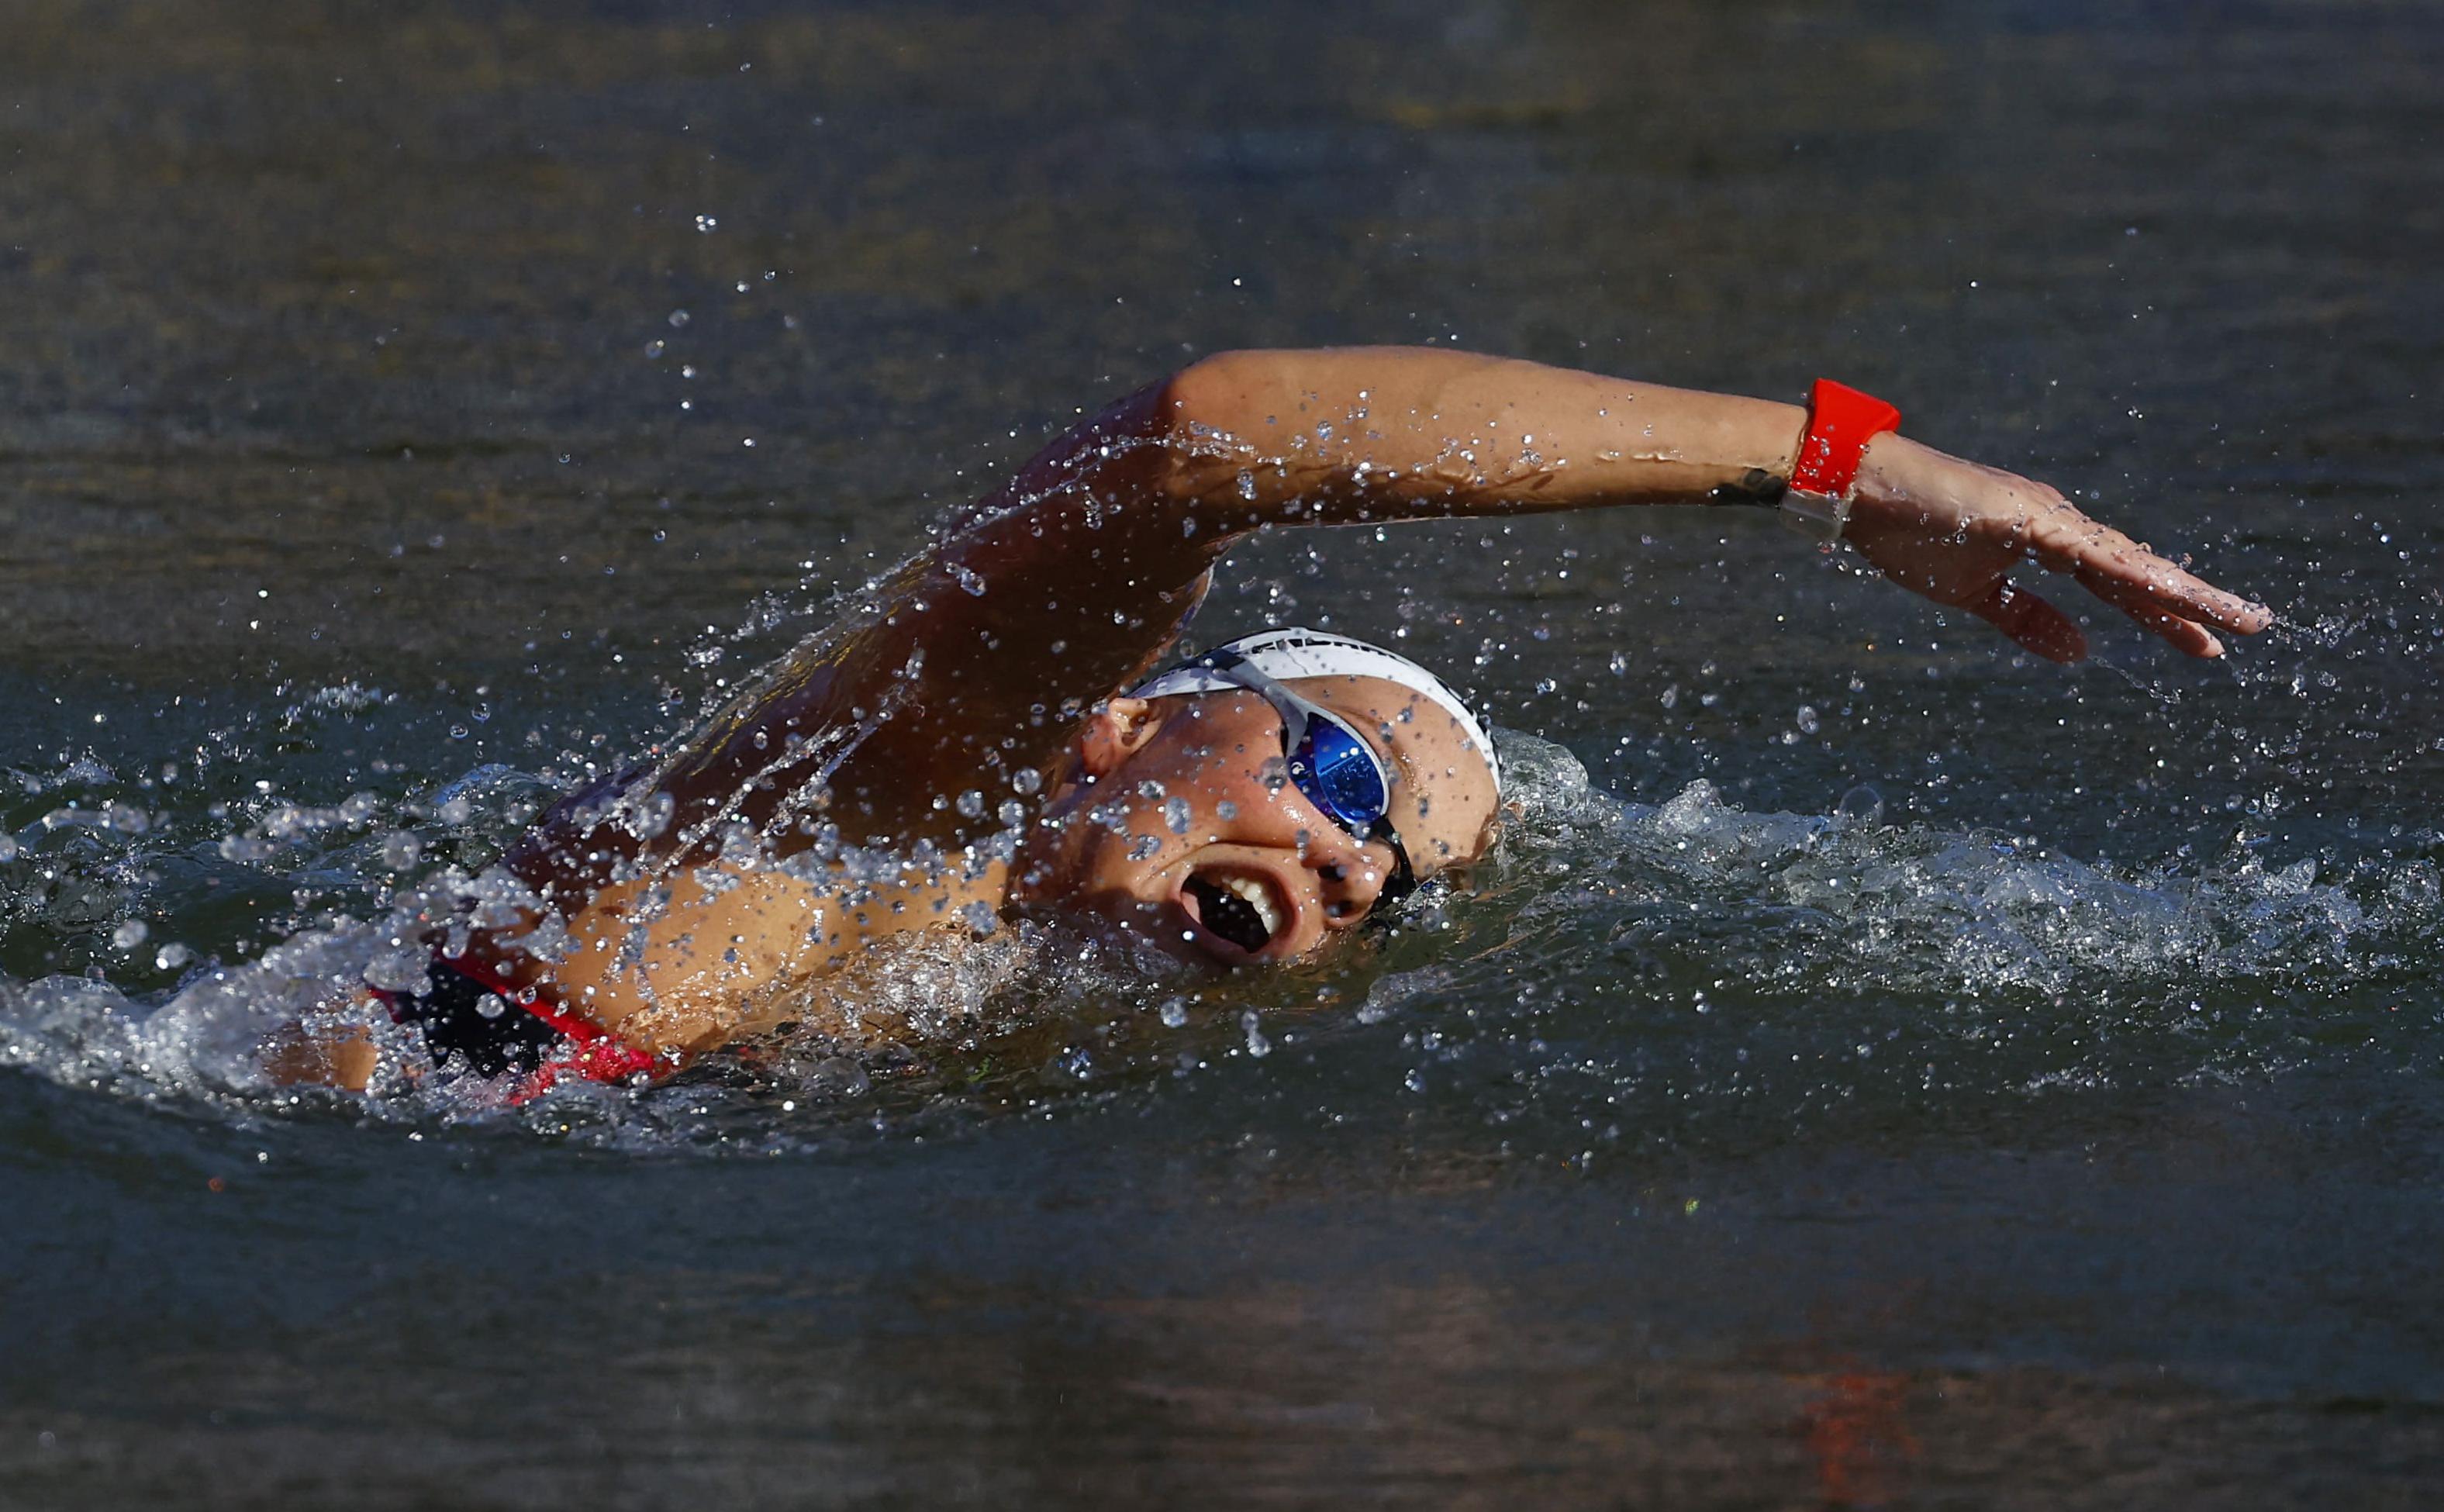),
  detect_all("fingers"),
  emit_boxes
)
[2071,548,2268,636]
[2077,570,2228,658]
[2027,506,2273,637]
[2132,603,2225,658]
[1967,581,2087,664]
[1971,571,2230,661]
